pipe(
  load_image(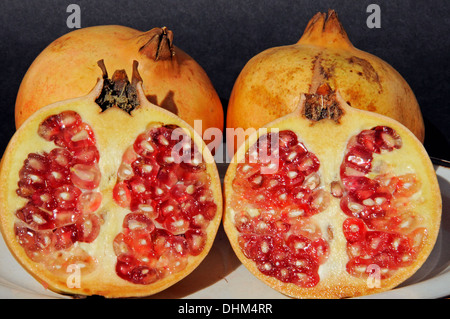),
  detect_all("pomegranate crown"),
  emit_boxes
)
[139,26,175,61]
[298,9,353,48]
